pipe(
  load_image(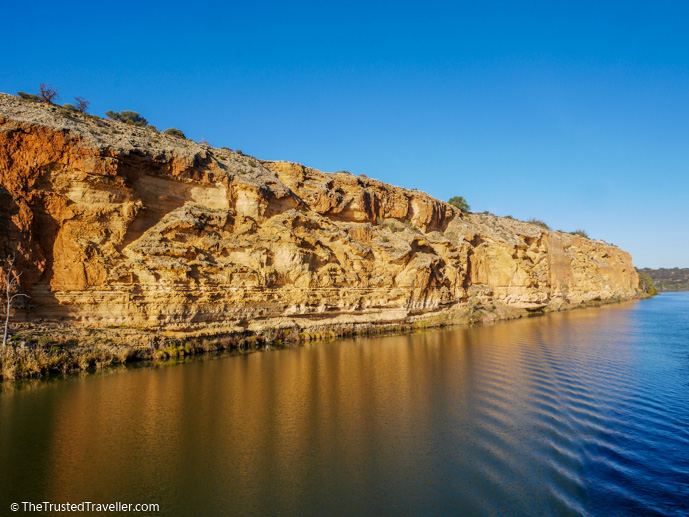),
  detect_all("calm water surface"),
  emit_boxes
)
[1,293,688,516]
